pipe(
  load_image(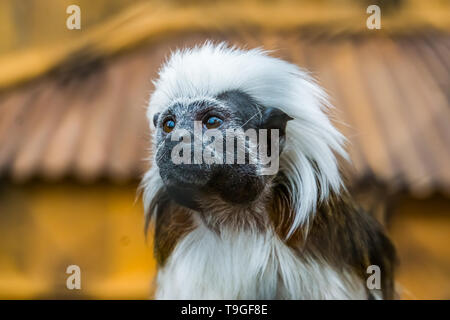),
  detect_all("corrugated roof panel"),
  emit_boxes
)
[0,33,448,196]
[357,39,434,195]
